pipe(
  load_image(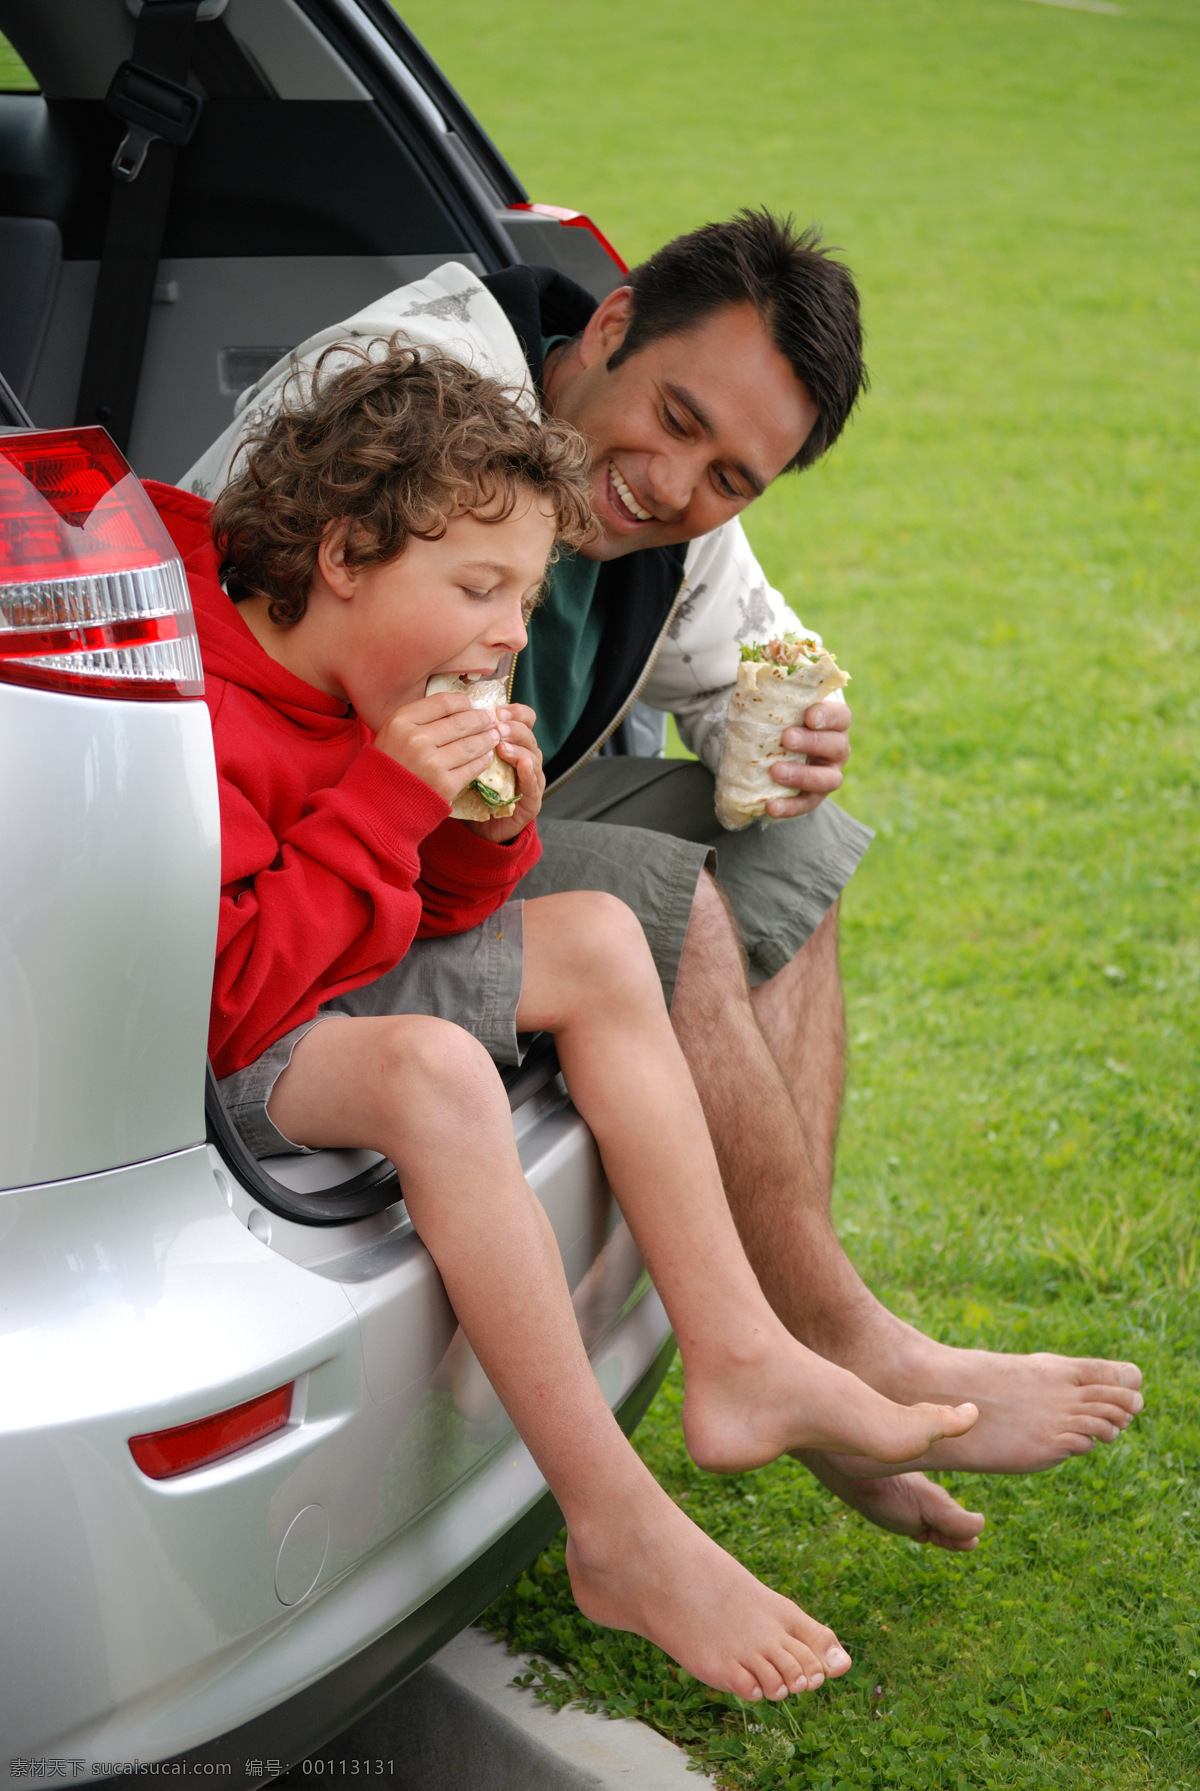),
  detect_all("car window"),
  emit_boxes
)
[0,29,36,92]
